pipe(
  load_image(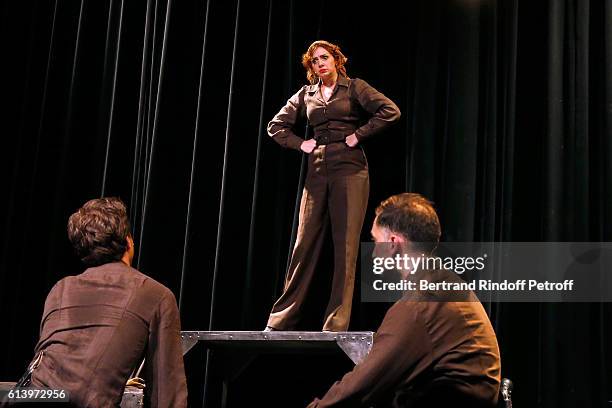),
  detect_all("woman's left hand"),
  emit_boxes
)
[345,134,359,147]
